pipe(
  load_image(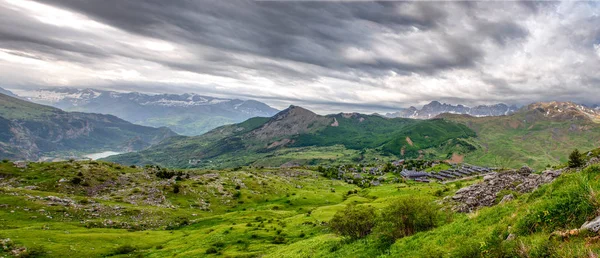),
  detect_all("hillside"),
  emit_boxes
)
[439,101,600,169]
[0,87,17,98]
[107,106,476,168]
[13,88,279,135]
[2,151,600,257]
[0,93,177,161]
